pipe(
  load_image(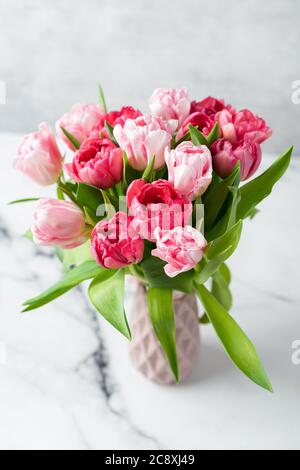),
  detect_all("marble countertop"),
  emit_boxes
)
[0,132,299,450]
